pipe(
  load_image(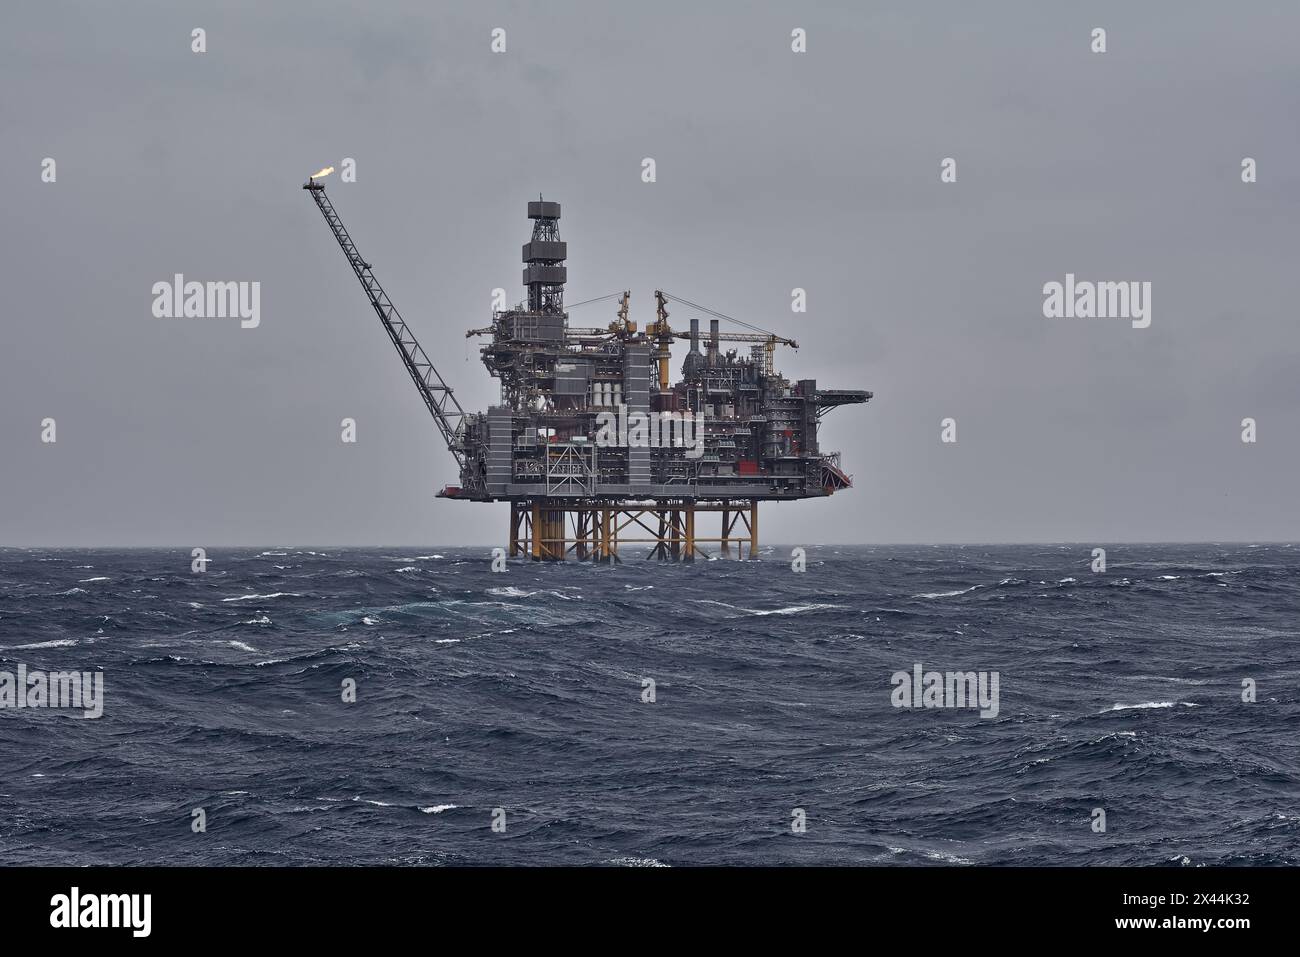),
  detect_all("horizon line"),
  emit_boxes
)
[2,541,1297,550]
